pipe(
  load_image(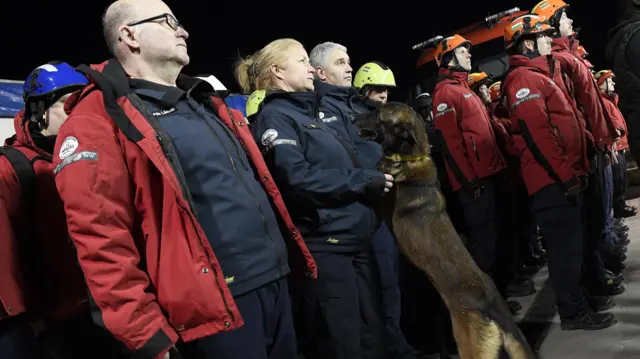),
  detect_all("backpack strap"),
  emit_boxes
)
[75,60,144,143]
[0,147,36,217]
